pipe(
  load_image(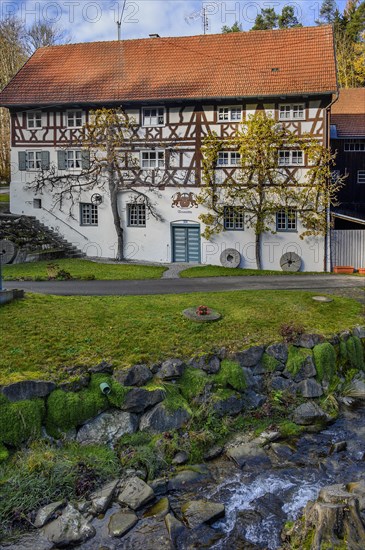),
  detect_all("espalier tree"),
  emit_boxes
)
[197,112,344,270]
[29,108,164,260]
